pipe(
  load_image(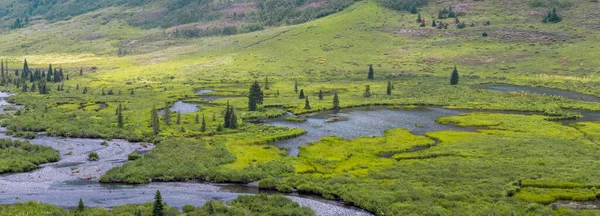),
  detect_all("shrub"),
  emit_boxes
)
[100,141,109,146]
[88,152,99,161]
[182,204,195,213]
[127,152,142,161]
